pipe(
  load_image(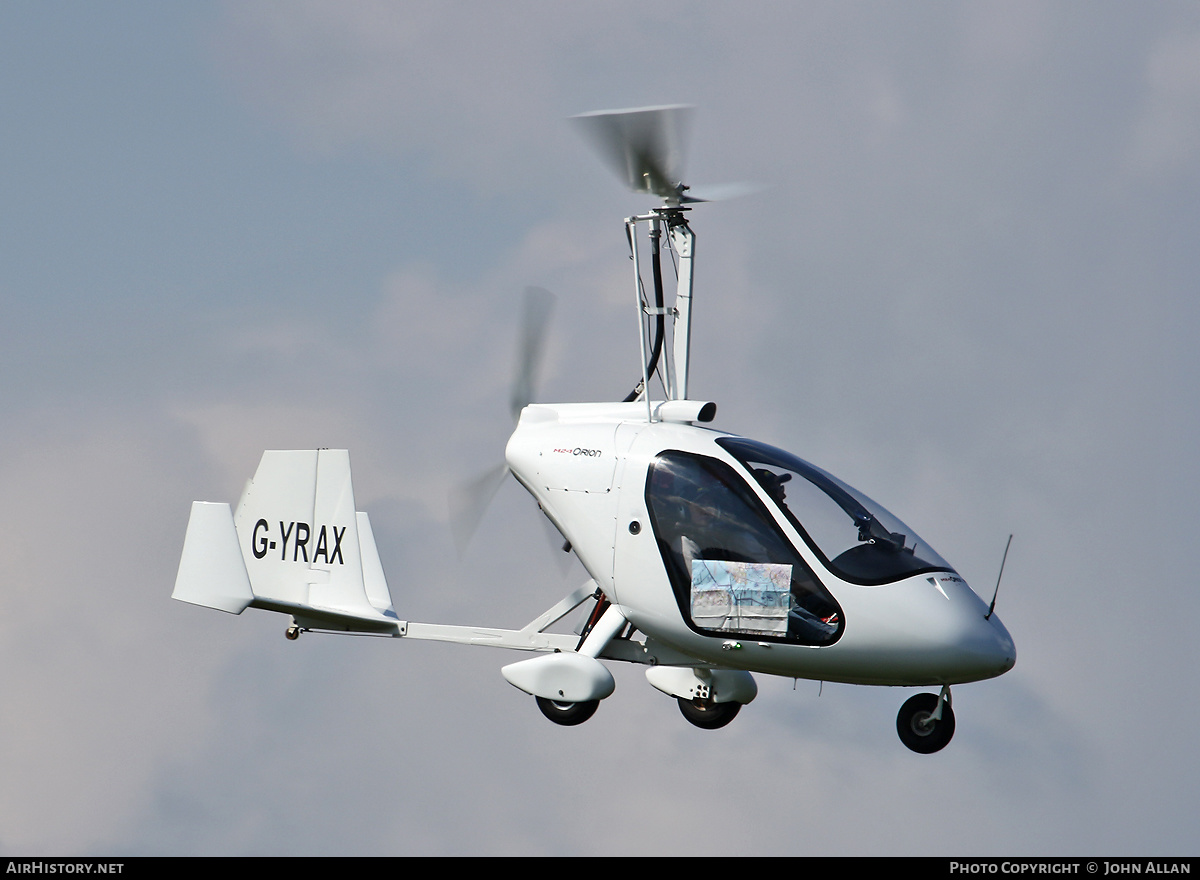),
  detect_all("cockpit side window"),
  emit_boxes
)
[645,451,843,647]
